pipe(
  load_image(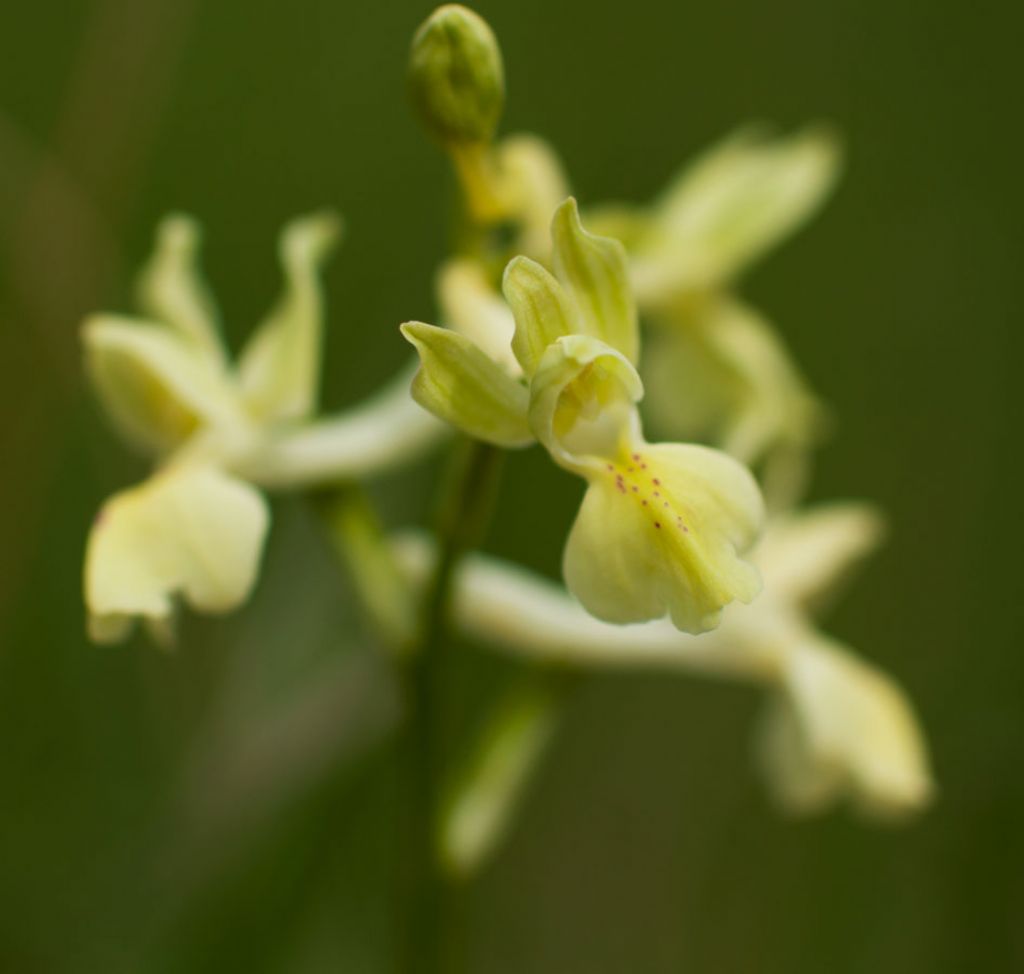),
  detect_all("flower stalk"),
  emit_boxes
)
[400,438,504,973]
